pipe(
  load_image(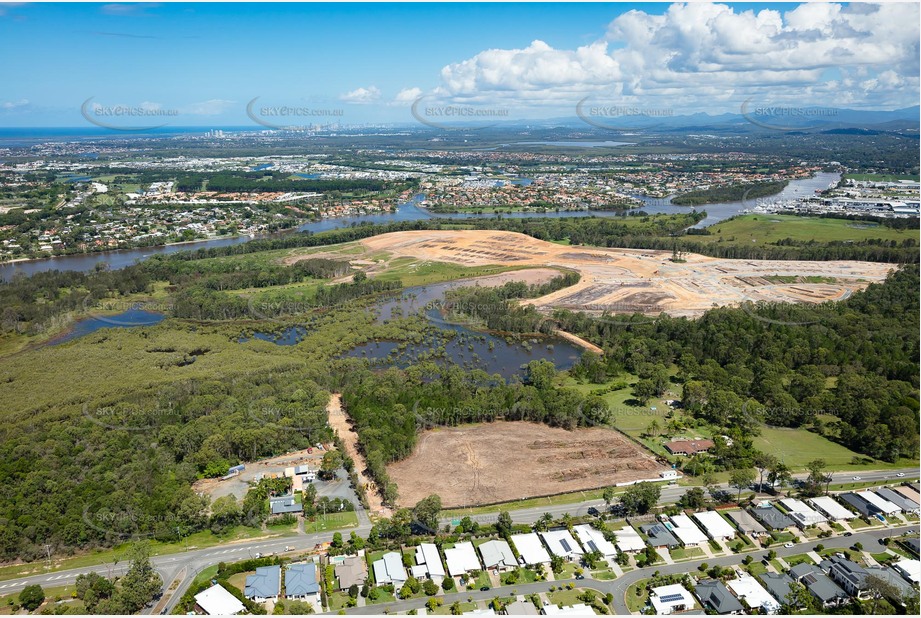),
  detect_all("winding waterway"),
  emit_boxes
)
[0,173,839,281]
